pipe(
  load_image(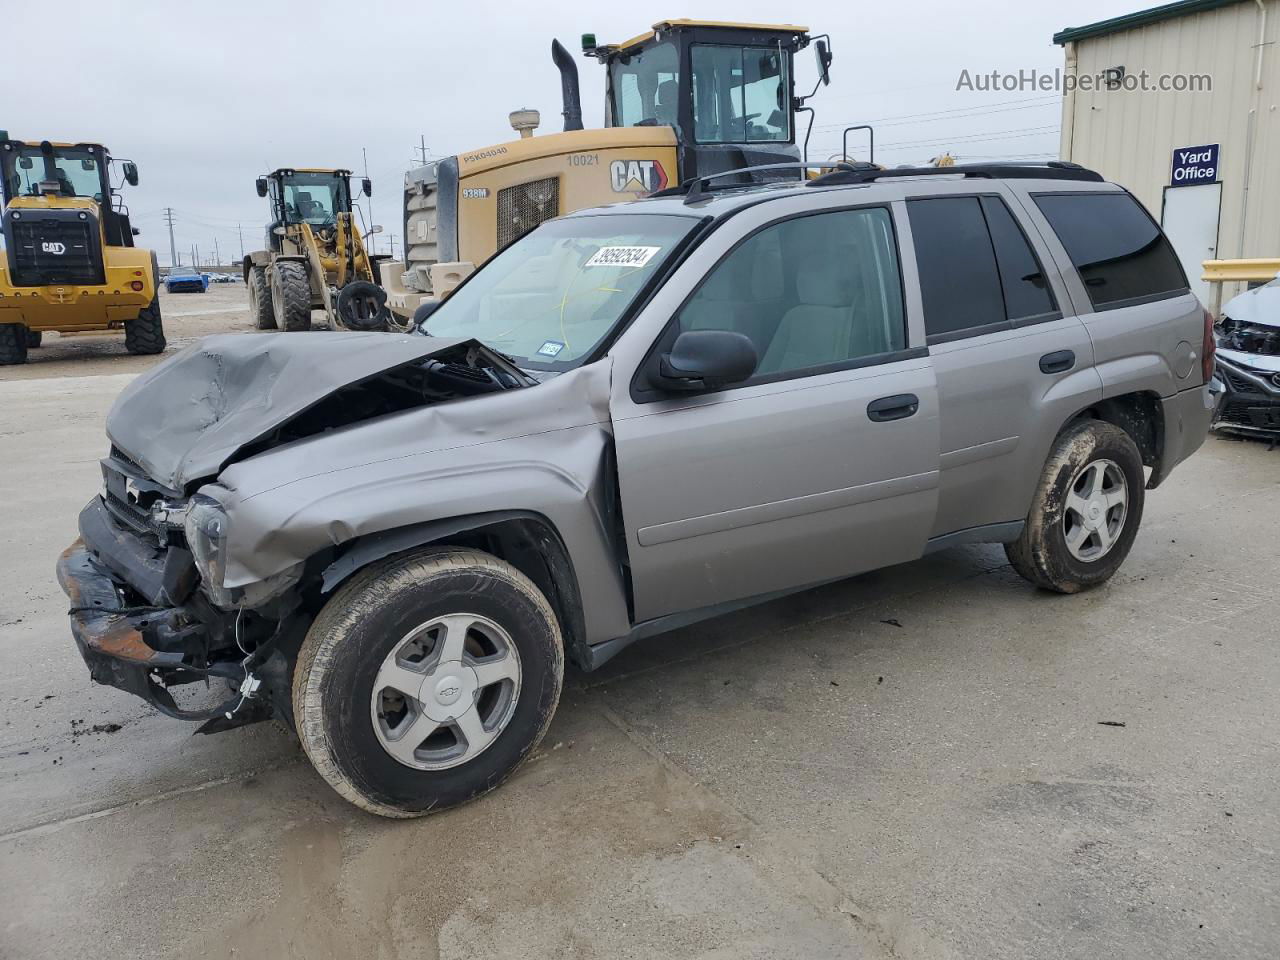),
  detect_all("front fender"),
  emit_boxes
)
[216,364,631,644]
